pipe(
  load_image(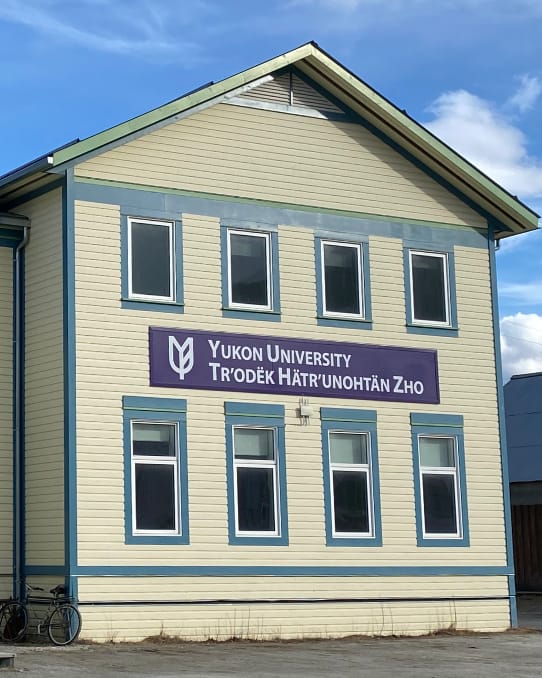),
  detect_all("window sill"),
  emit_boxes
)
[318,316,372,330]
[417,535,469,547]
[326,535,382,547]
[222,307,281,322]
[407,323,458,338]
[229,534,288,546]
[125,534,189,545]
[121,299,184,314]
